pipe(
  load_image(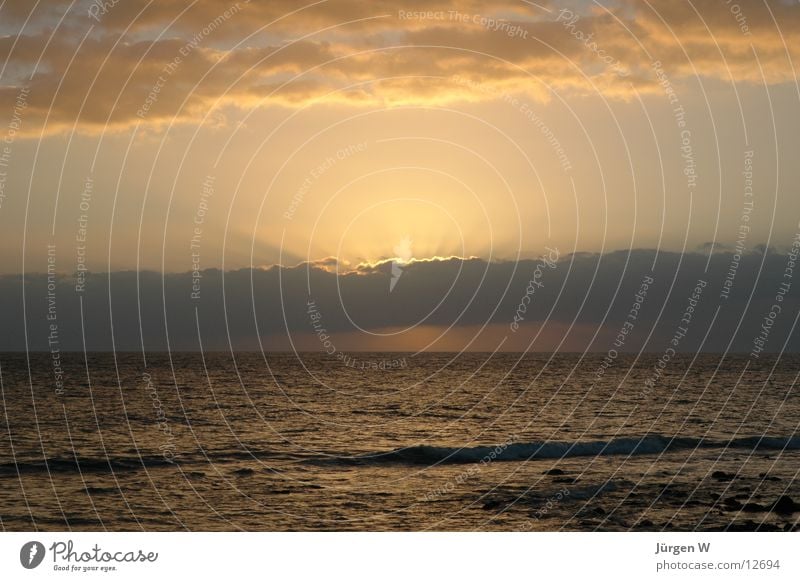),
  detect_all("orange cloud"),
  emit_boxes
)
[0,0,798,136]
